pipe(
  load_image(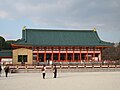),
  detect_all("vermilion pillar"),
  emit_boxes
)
[51,47,53,61]
[44,47,46,62]
[86,47,88,62]
[100,47,102,62]
[73,47,75,62]
[37,47,39,63]
[80,47,81,62]
[66,47,68,62]
[58,47,60,62]
[93,47,95,62]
